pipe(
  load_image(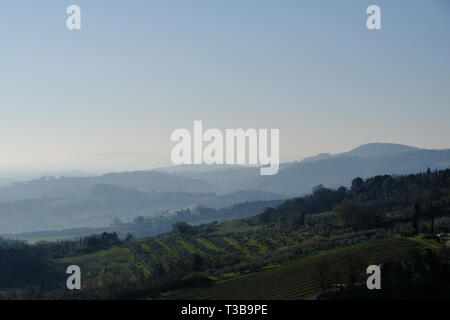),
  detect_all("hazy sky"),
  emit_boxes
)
[0,0,449,172]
